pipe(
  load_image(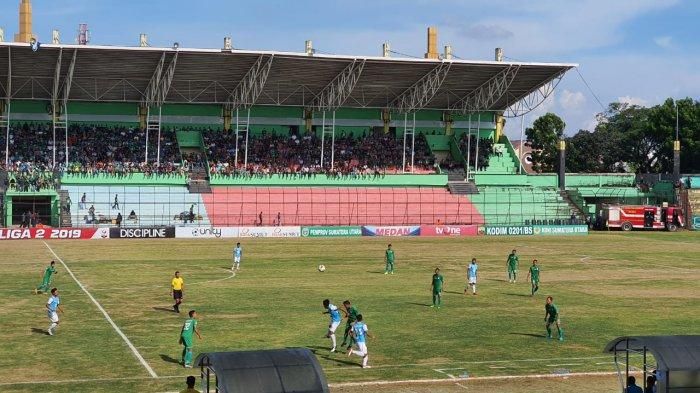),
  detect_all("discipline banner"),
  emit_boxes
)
[301,226,362,237]
[478,226,534,236]
[109,227,175,239]
[0,227,109,240]
[532,225,589,235]
[361,226,421,237]
[175,227,241,239]
[237,226,302,238]
[419,225,478,237]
